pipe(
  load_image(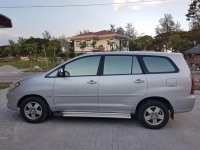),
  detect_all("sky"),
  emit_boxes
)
[0,0,192,46]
